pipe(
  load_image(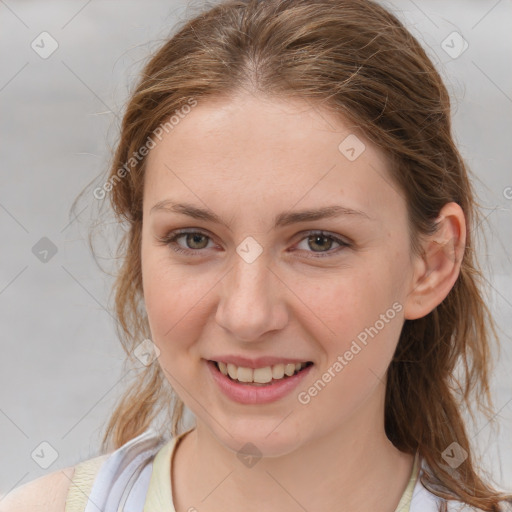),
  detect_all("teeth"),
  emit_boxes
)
[215,361,310,384]
[227,363,238,380]
[253,366,273,383]
[284,363,296,377]
[237,366,253,383]
[272,364,285,379]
